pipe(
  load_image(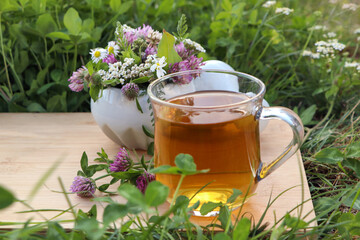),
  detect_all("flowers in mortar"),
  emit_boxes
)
[68,16,205,102]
